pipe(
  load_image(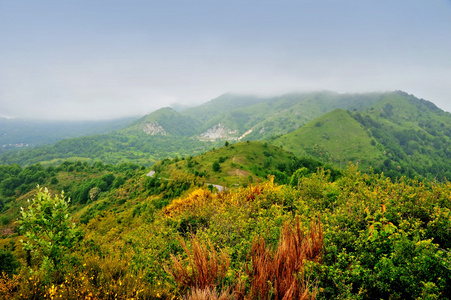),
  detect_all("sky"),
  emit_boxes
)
[1,0,451,120]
